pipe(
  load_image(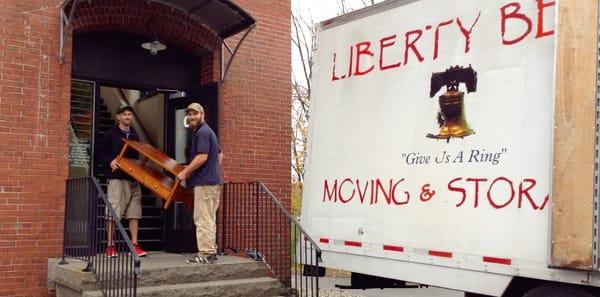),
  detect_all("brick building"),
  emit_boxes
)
[0,0,291,296]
